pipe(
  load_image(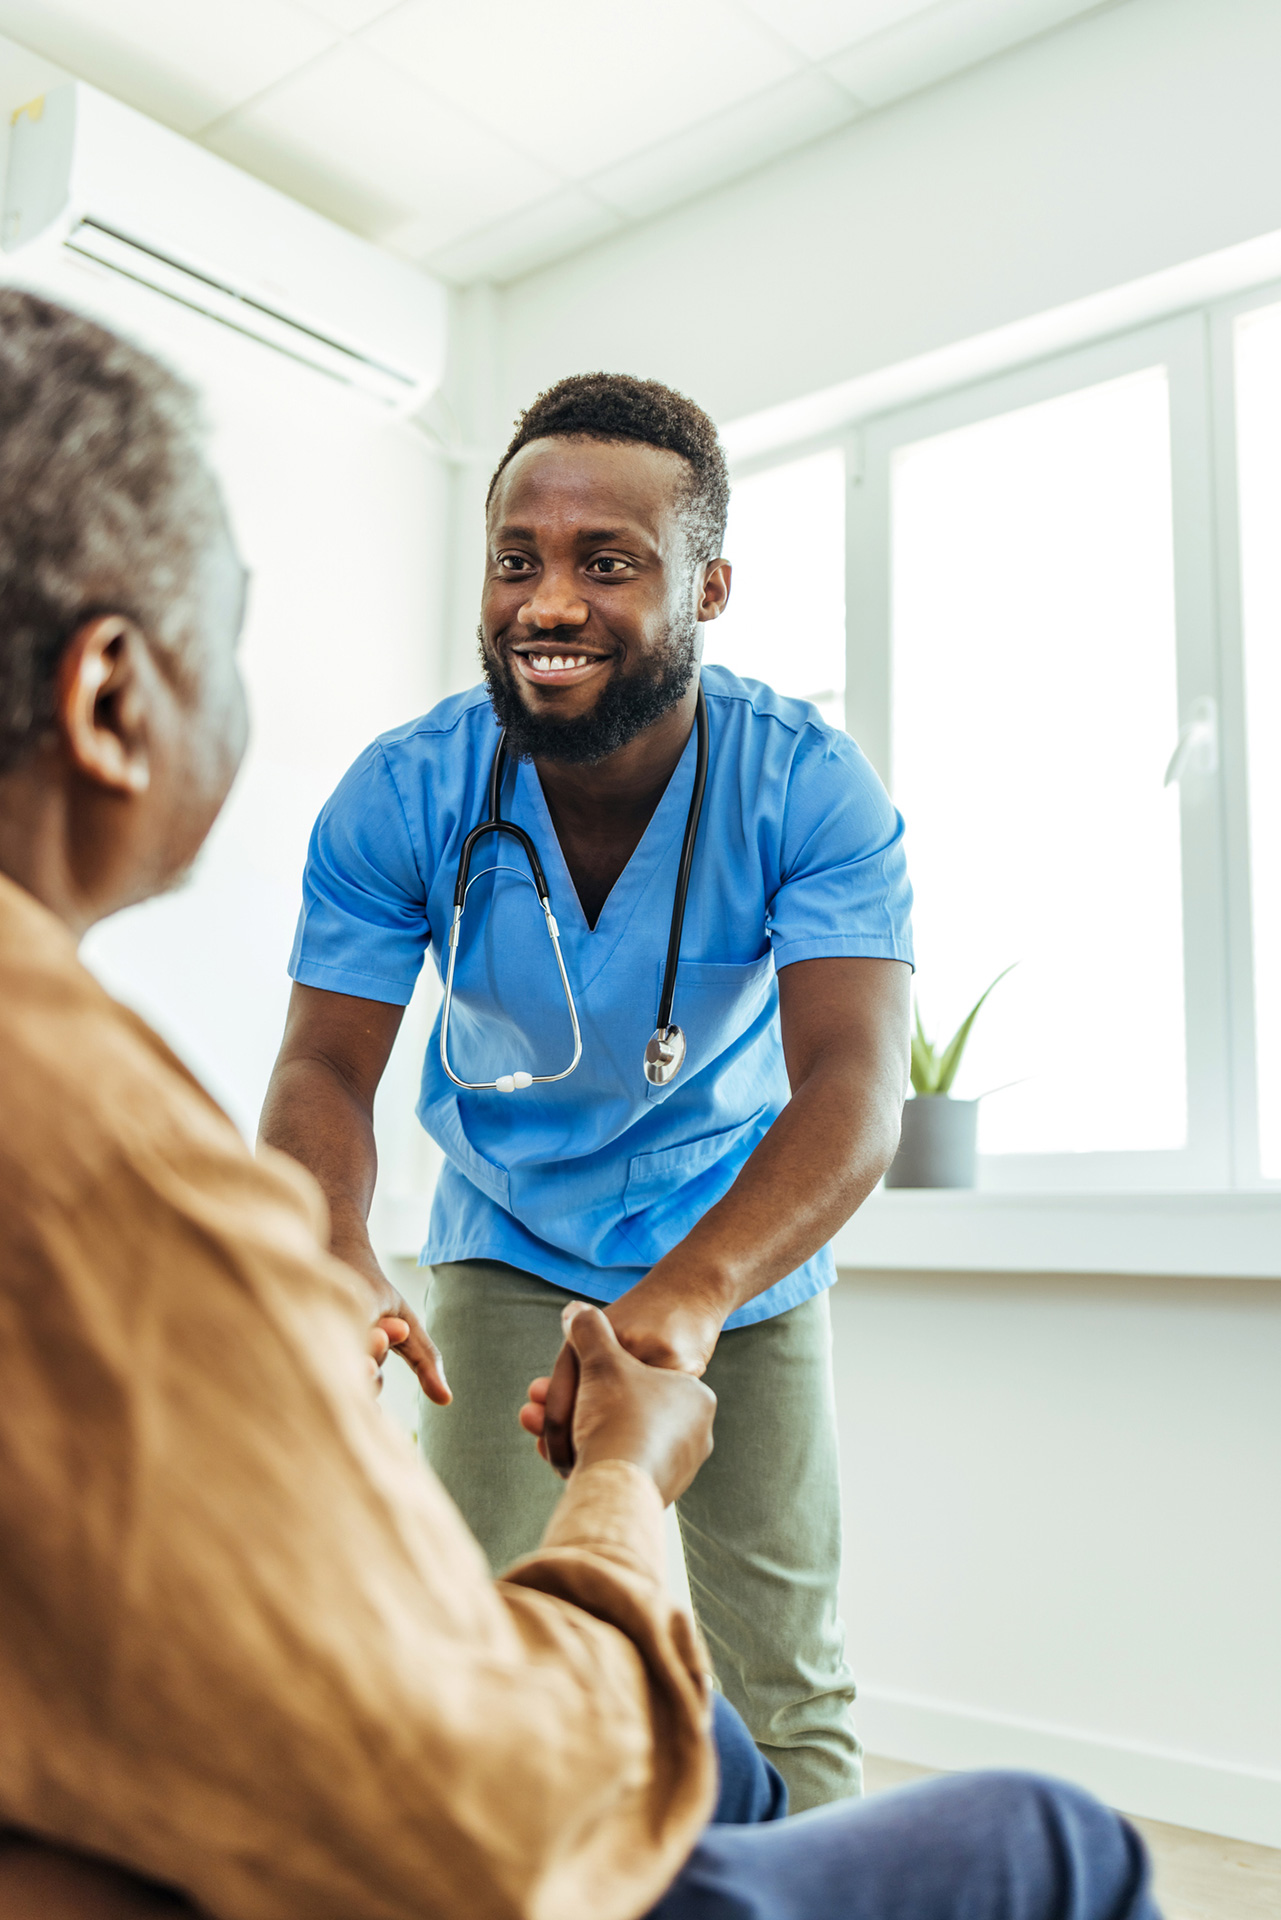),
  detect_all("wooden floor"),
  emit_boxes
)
[863,1756,1281,1920]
